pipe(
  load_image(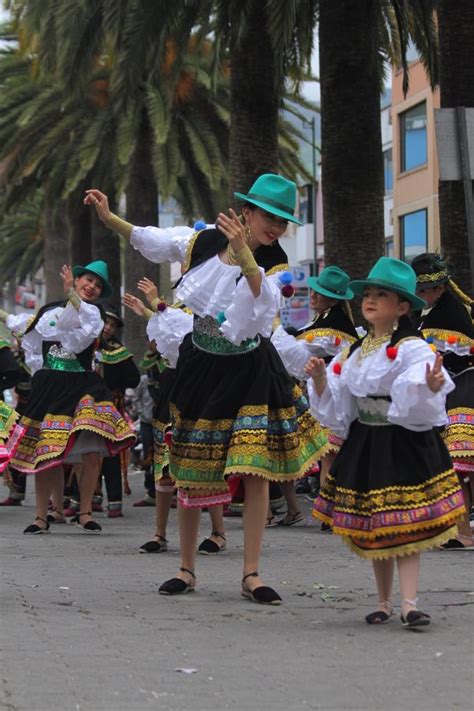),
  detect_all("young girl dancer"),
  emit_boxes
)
[86,174,328,603]
[306,257,465,628]
[7,261,135,534]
